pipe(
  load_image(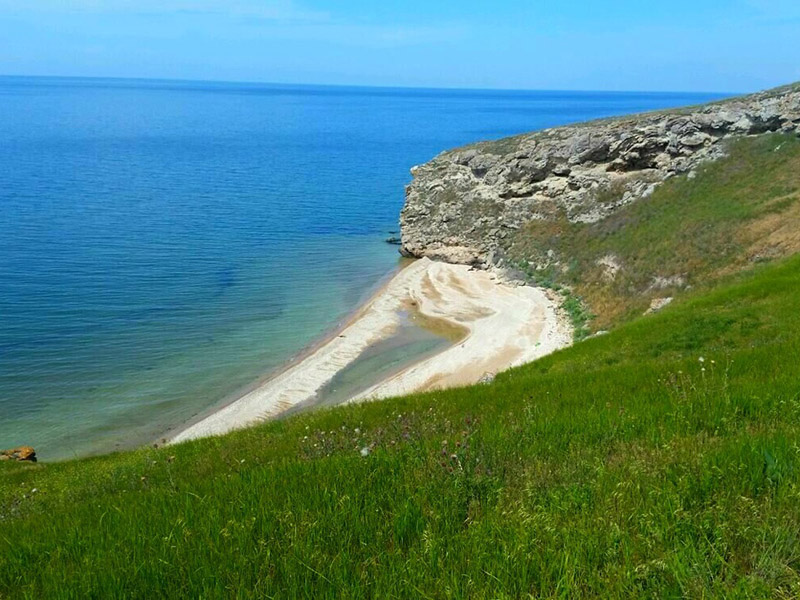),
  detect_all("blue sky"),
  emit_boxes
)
[1,0,798,92]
